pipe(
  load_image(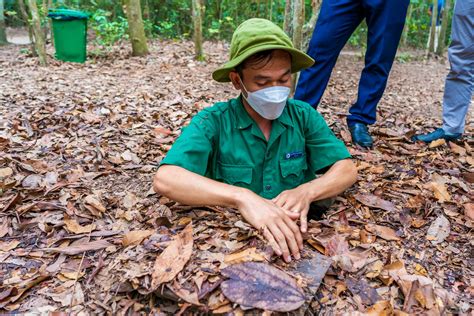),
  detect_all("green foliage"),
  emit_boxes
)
[205,16,235,40]
[396,52,414,63]
[347,22,368,49]
[90,9,128,48]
